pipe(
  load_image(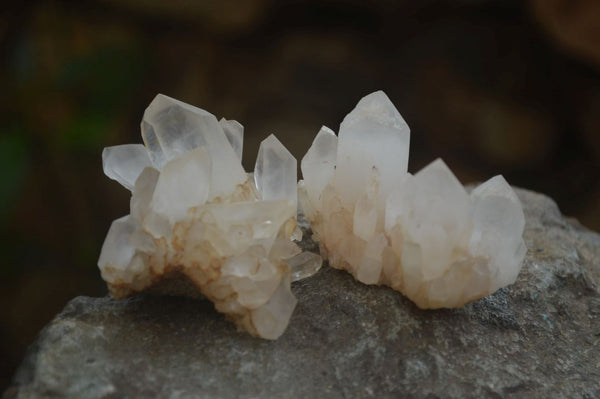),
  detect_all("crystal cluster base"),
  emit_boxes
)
[99,94,321,339]
[299,91,526,309]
